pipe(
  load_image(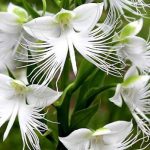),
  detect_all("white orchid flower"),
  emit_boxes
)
[110,66,150,136]
[0,3,29,71]
[0,74,62,150]
[103,0,149,21]
[116,19,150,73]
[22,3,122,86]
[59,121,137,150]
